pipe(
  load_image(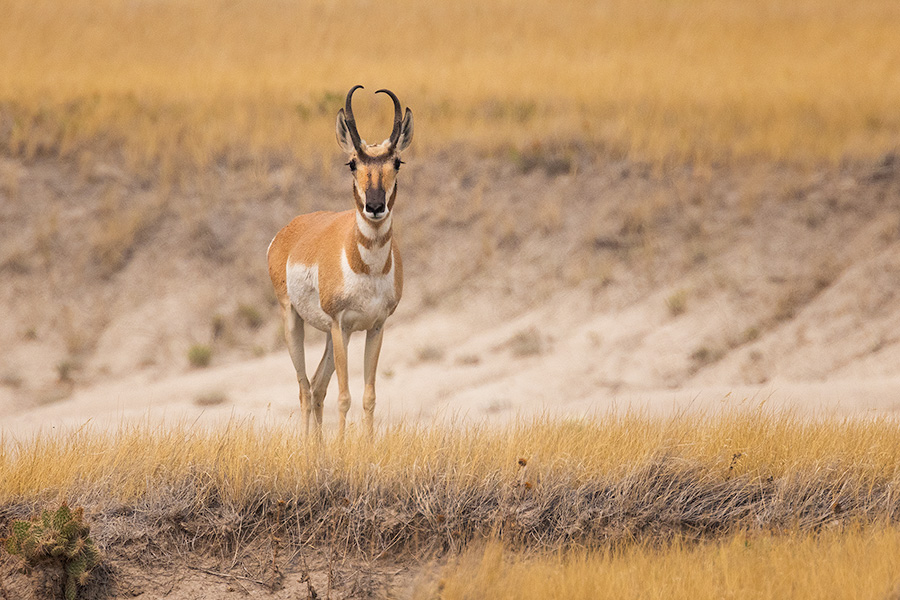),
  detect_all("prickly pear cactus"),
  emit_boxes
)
[3,503,101,600]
